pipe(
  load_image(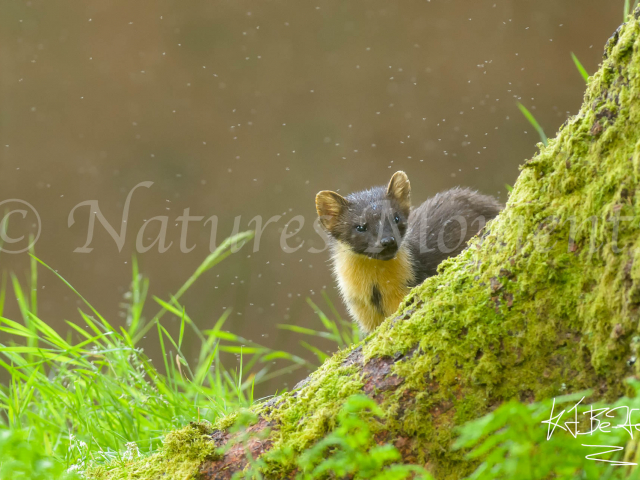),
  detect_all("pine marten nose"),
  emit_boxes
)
[380,236,396,248]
